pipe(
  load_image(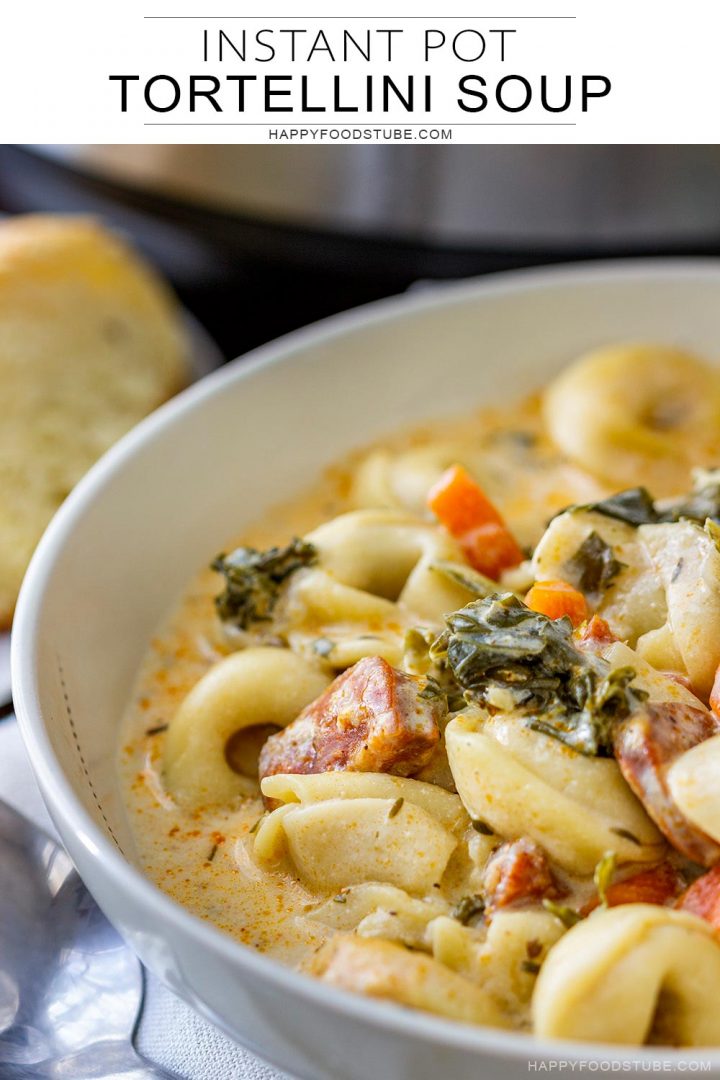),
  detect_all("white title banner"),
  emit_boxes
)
[0,0,715,144]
